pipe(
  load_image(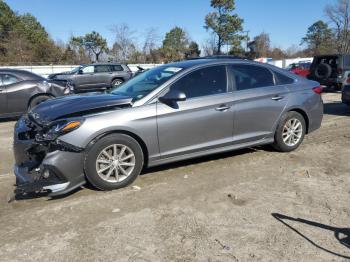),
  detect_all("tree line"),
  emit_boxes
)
[0,0,349,65]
